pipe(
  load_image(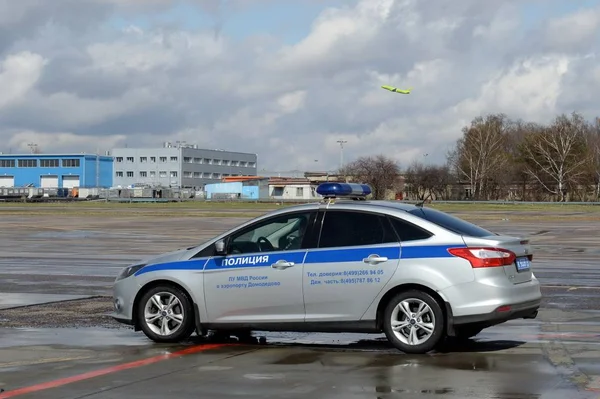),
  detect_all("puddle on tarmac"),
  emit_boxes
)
[375,387,454,394]
[270,352,324,365]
